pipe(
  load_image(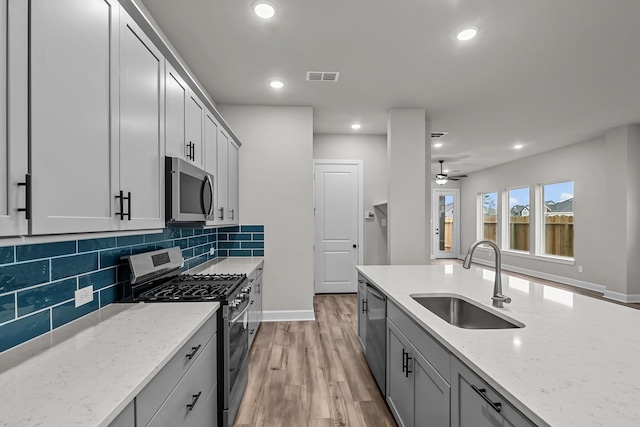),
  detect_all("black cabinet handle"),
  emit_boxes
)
[219,207,224,220]
[186,391,202,411]
[250,328,255,335]
[471,385,502,413]
[185,344,201,360]
[362,299,367,313]
[17,174,31,220]
[402,348,412,377]
[126,192,131,220]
